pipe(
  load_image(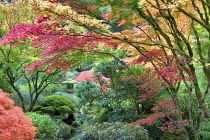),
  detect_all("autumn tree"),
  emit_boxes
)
[0,1,63,112]
[0,1,36,93]
[93,0,209,139]
[0,0,116,111]
[74,0,210,139]
[1,0,210,139]
[0,89,36,139]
